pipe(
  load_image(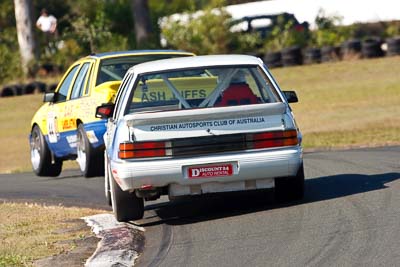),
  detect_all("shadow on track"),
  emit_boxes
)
[137,172,399,227]
[304,172,399,202]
